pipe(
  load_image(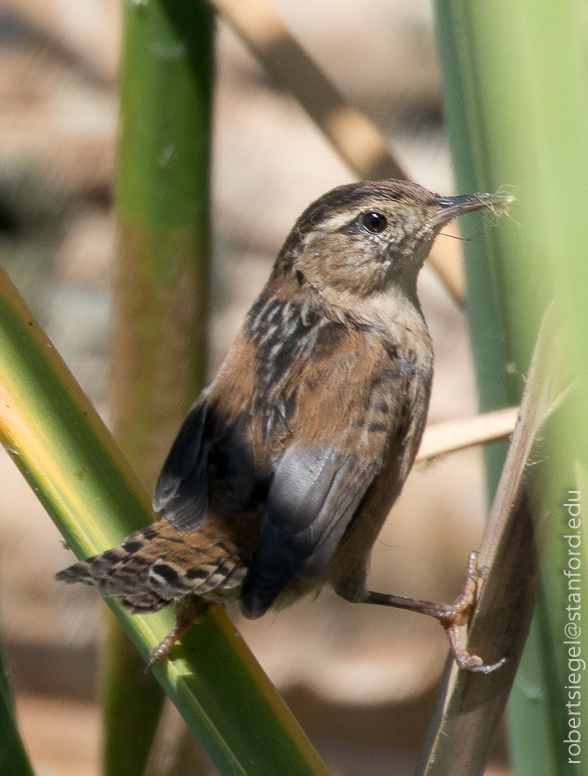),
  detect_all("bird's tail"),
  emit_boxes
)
[55,519,247,613]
